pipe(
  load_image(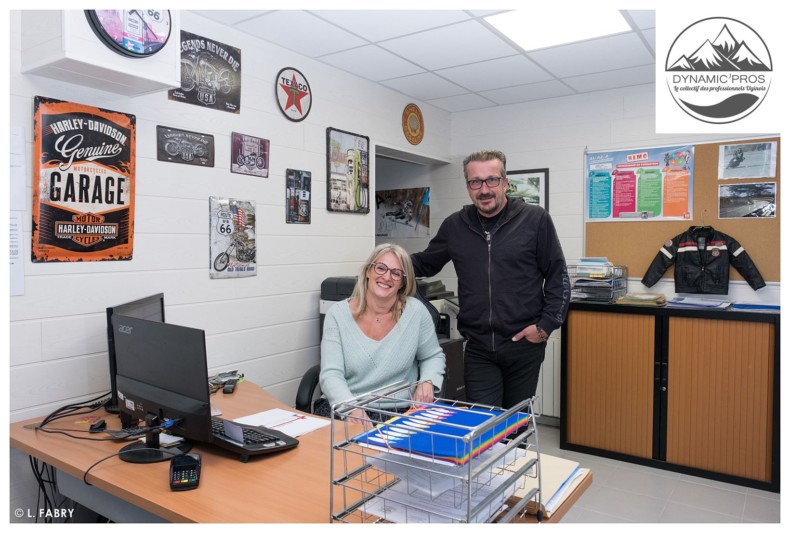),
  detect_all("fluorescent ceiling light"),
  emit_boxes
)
[485,9,631,51]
